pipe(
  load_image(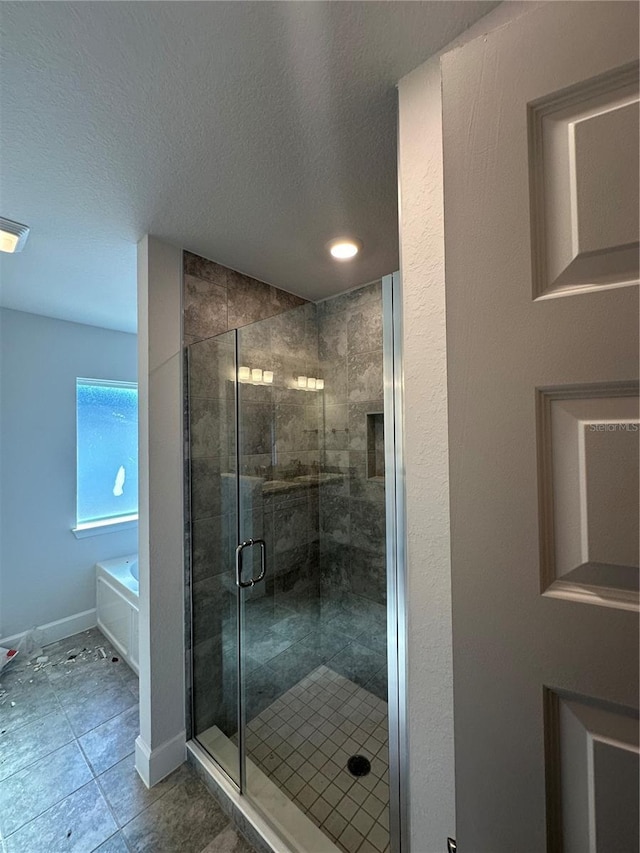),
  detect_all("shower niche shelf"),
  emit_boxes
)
[367,412,385,481]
